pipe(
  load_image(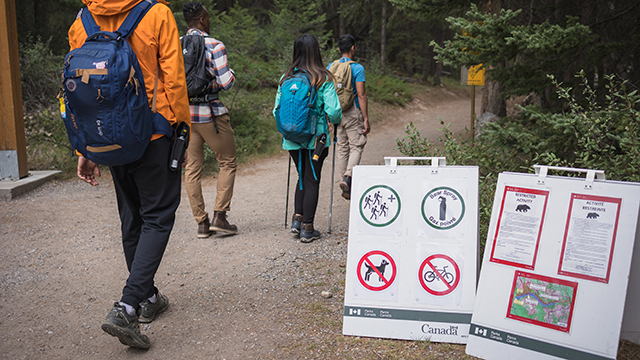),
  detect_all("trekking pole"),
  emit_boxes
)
[285,155,291,229]
[328,130,337,234]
